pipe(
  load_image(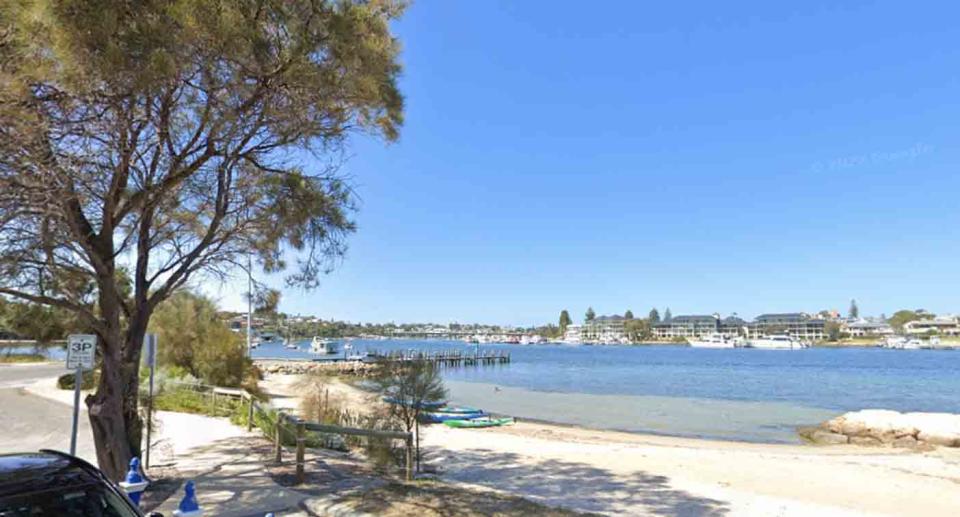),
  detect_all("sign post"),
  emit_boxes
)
[66,334,97,456]
[144,334,157,468]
